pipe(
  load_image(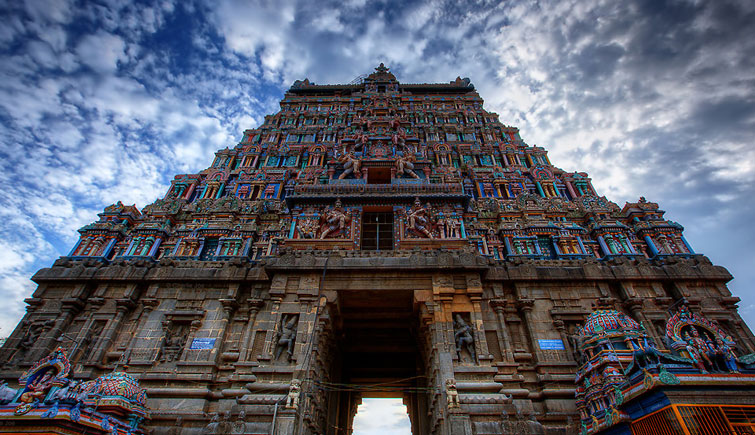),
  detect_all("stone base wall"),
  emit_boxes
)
[1,252,751,434]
